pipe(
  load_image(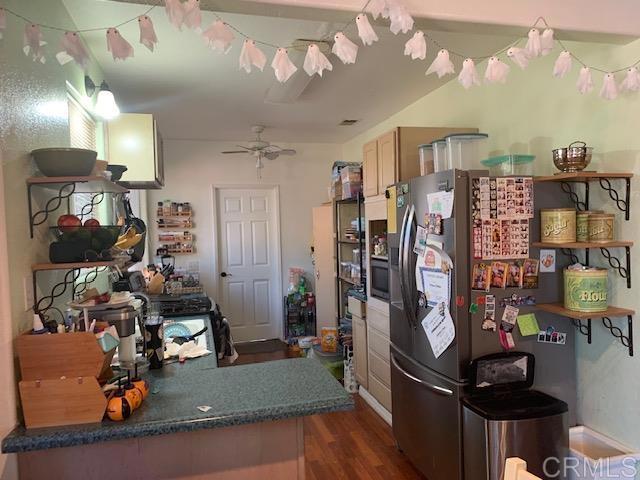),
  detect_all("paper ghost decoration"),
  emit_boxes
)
[165,0,185,30]
[368,0,388,20]
[507,47,530,70]
[23,24,46,63]
[239,39,266,73]
[203,20,235,54]
[620,67,640,93]
[458,58,480,89]
[525,28,542,58]
[183,0,202,31]
[56,31,89,67]
[332,32,358,65]
[303,43,333,77]
[106,28,134,61]
[541,28,554,56]
[599,73,618,100]
[271,48,297,83]
[0,9,6,40]
[356,14,378,46]
[138,15,158,52]
[552,51,572,78]
[576,67,593,94]
[404,31,426,60]
[387,1,414,35]
[426,49,455,78]
[484,56,510,84]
